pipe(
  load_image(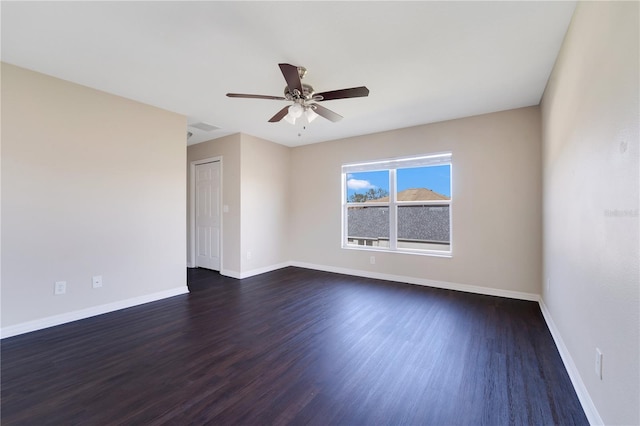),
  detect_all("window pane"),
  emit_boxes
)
[347,206,389,247]
[397,205,450,251]
[396,165,450,201]
[346,170,389,203]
